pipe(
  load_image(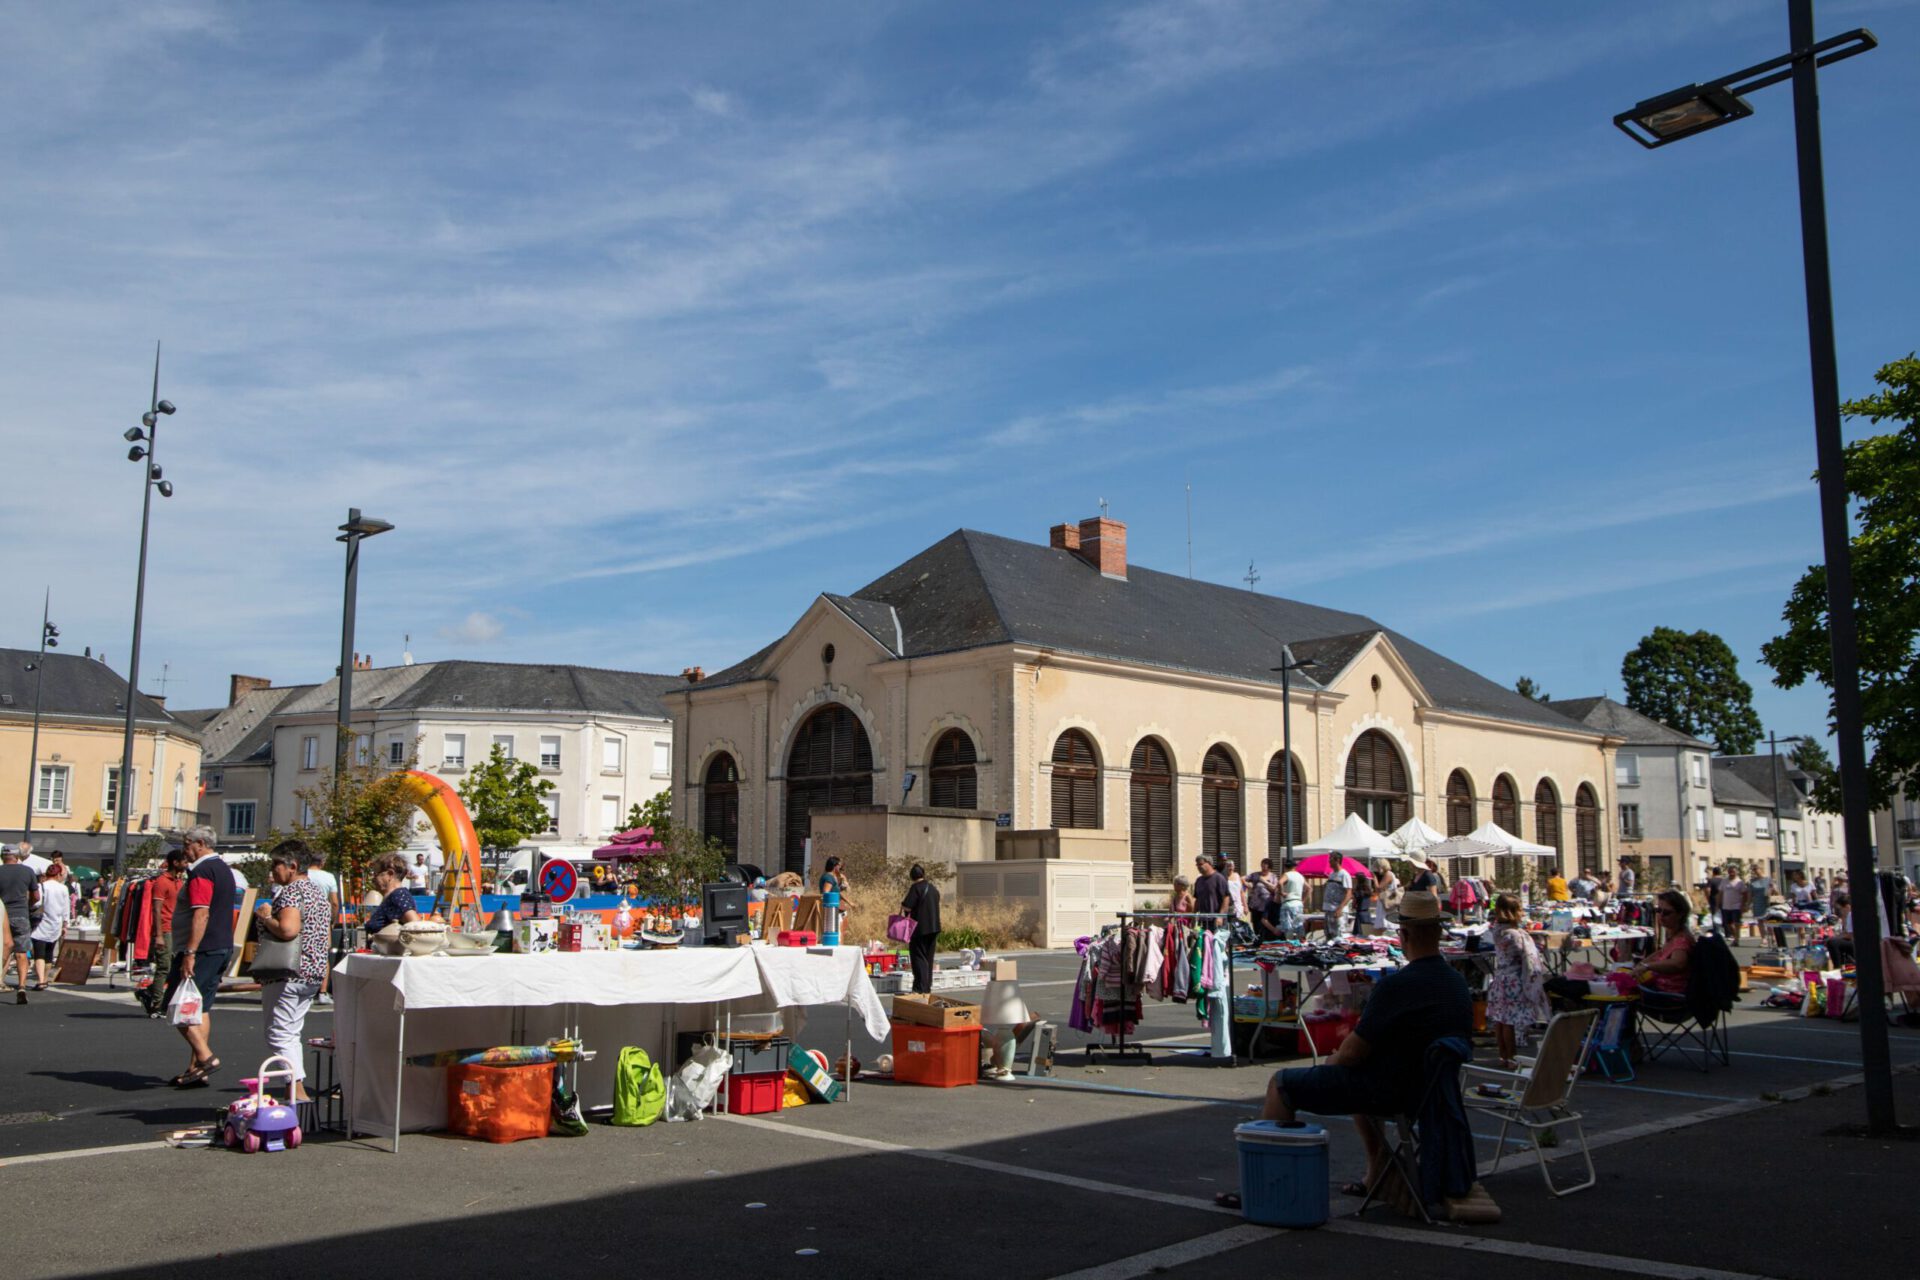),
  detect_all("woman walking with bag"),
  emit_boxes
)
[900,865,942,995]
[252,841,330,1101]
